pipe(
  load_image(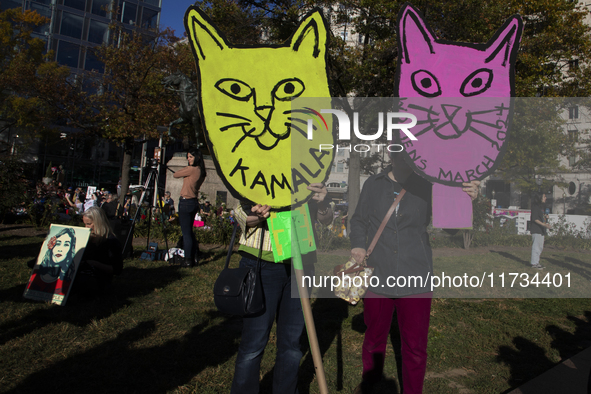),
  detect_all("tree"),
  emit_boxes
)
[0,8,88,148]
[0,7,91,215]
[88,26,183,198]
[194,0,264,44]
[496,98,574,194]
